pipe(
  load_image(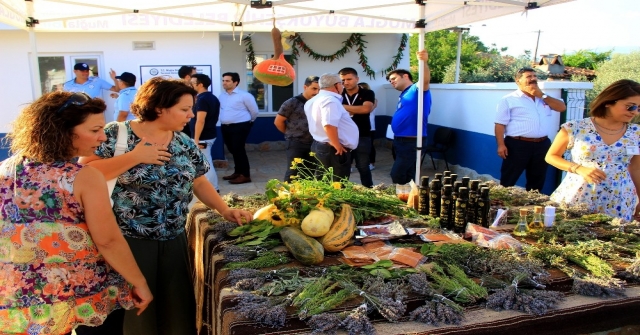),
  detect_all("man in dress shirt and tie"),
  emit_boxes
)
[495,67,566,191]
[219,72,259,185]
